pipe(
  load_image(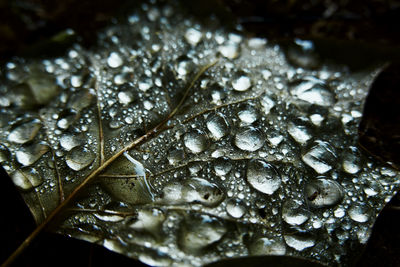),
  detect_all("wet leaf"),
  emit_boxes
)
[0,1,399,266]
